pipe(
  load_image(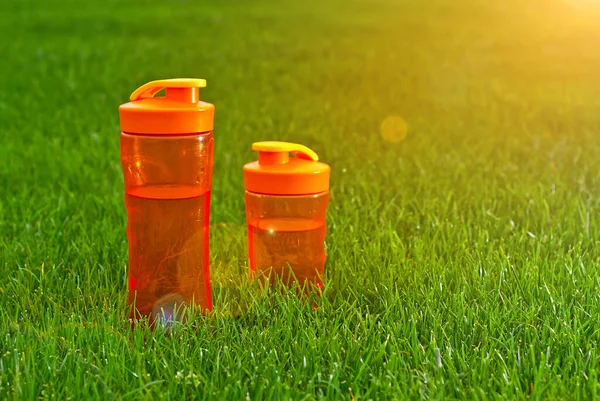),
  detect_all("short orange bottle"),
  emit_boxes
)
[119,79,215,323]
[243,142,331,289]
